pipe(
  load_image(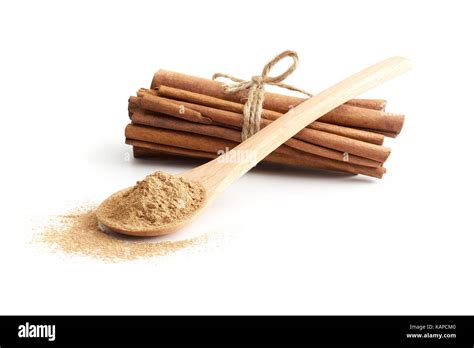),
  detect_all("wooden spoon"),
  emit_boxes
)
[97,57,411,236]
